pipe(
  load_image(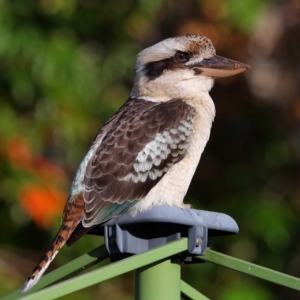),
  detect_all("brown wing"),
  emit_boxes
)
[82,98,196,227]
